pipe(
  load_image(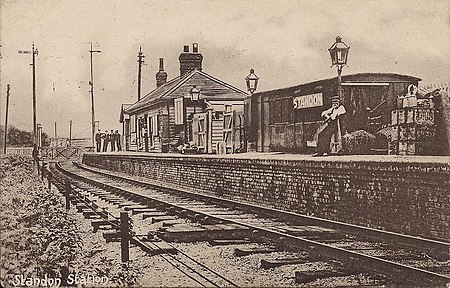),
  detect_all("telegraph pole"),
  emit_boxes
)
[89,42,101,147]
[137,46,145,101]
[3,84,10,154]
[69,120,72,147]
[18,43,39,144]
[54,122,58,147]
[32,44,37,143]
